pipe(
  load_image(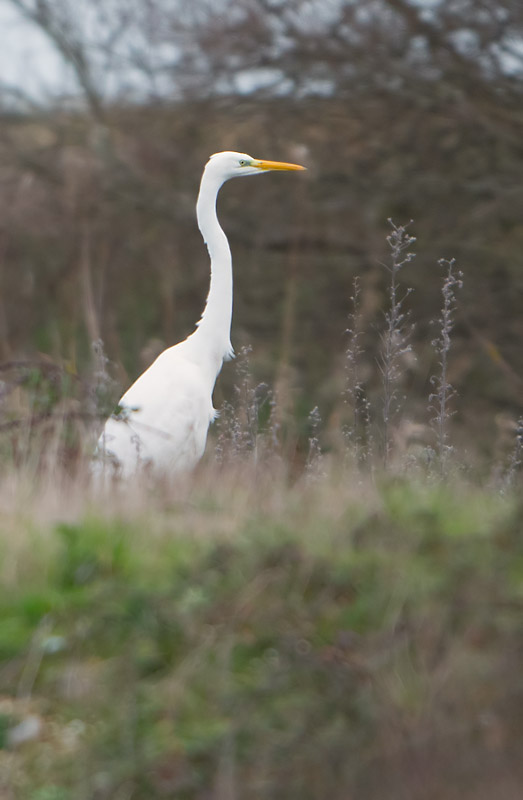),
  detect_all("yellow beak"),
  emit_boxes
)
[252,158,306,171]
